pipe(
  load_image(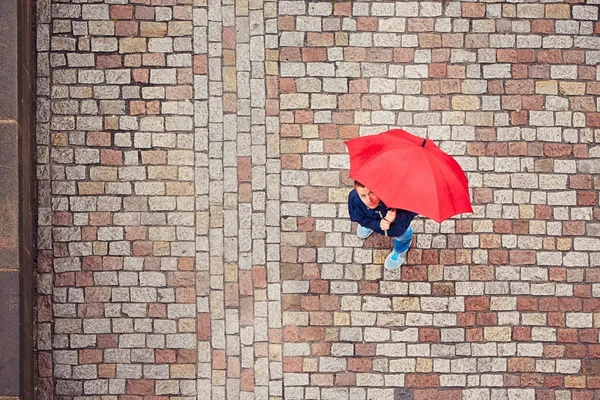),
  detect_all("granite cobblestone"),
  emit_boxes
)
[36,0,600,399]
[277,1,600,399]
